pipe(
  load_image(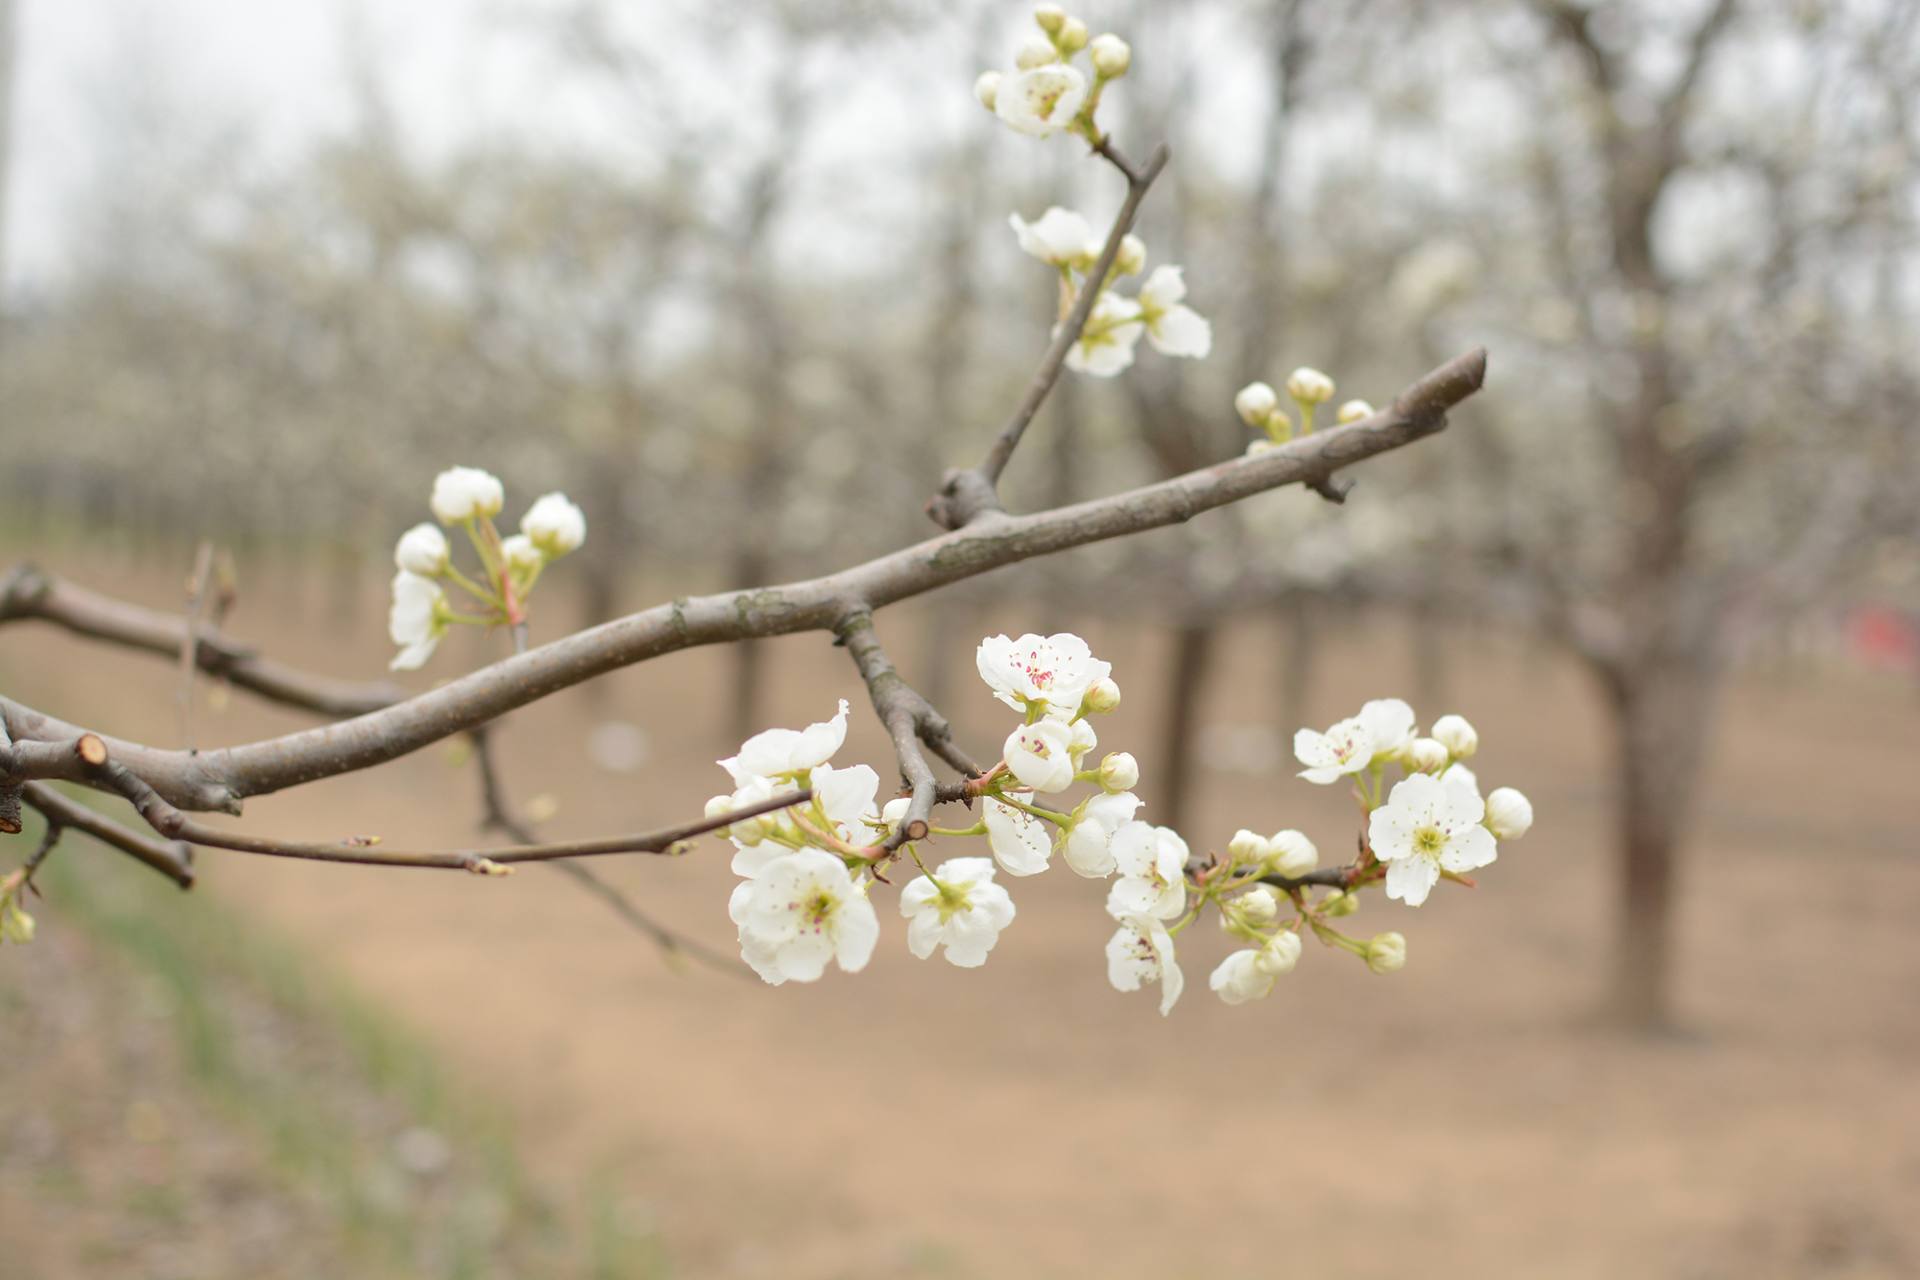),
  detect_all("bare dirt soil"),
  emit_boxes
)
[9,558,1920,1279]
